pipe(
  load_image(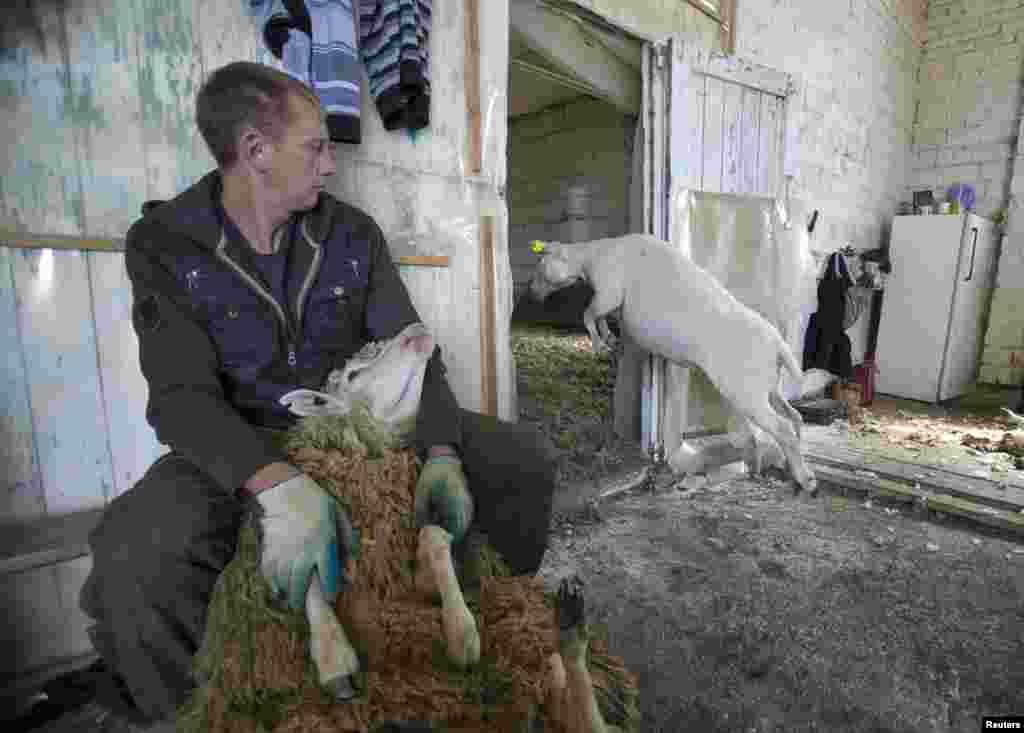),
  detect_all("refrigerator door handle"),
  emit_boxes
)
[965,227,978,282]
